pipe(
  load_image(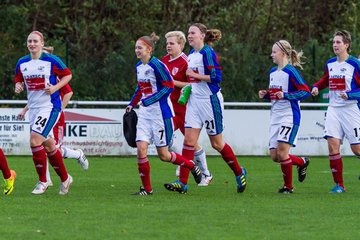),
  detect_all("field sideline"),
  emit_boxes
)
[2,156,360,239]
